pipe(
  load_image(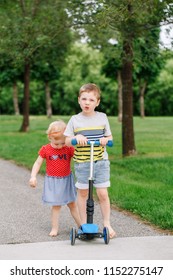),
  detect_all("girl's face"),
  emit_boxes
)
[78,91,100,116]
[48,130,65,148]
